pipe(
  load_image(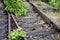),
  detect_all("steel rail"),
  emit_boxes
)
[29,2,60,31]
